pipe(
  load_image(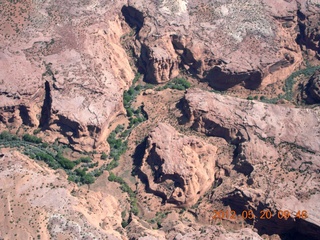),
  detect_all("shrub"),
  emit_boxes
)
[130,199,139,216]
[86,162,98,168]
[158,77,191,91]
[108,172,117,182]
[132,72,141,84]
[126,108,133,117]
[0,131,19,141]
[121,220,129,228]
[34,152,60,169]
[67,175,78,183]
[120,130,130,139]
[106,160,119,170]
[92,170,103,177]
[101,151,108,160]
[56,153,76,170]
[22,134,42,143]
[247,96,253,100]
[41,142,49,148]
[108,172,139,215]
[81,173,95,184]
[128,88,134,95]
[174,77,191,89]
[115,125,125,134]
[78,156,91,163]
[33,128,41,135]
[75,168,86,177]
